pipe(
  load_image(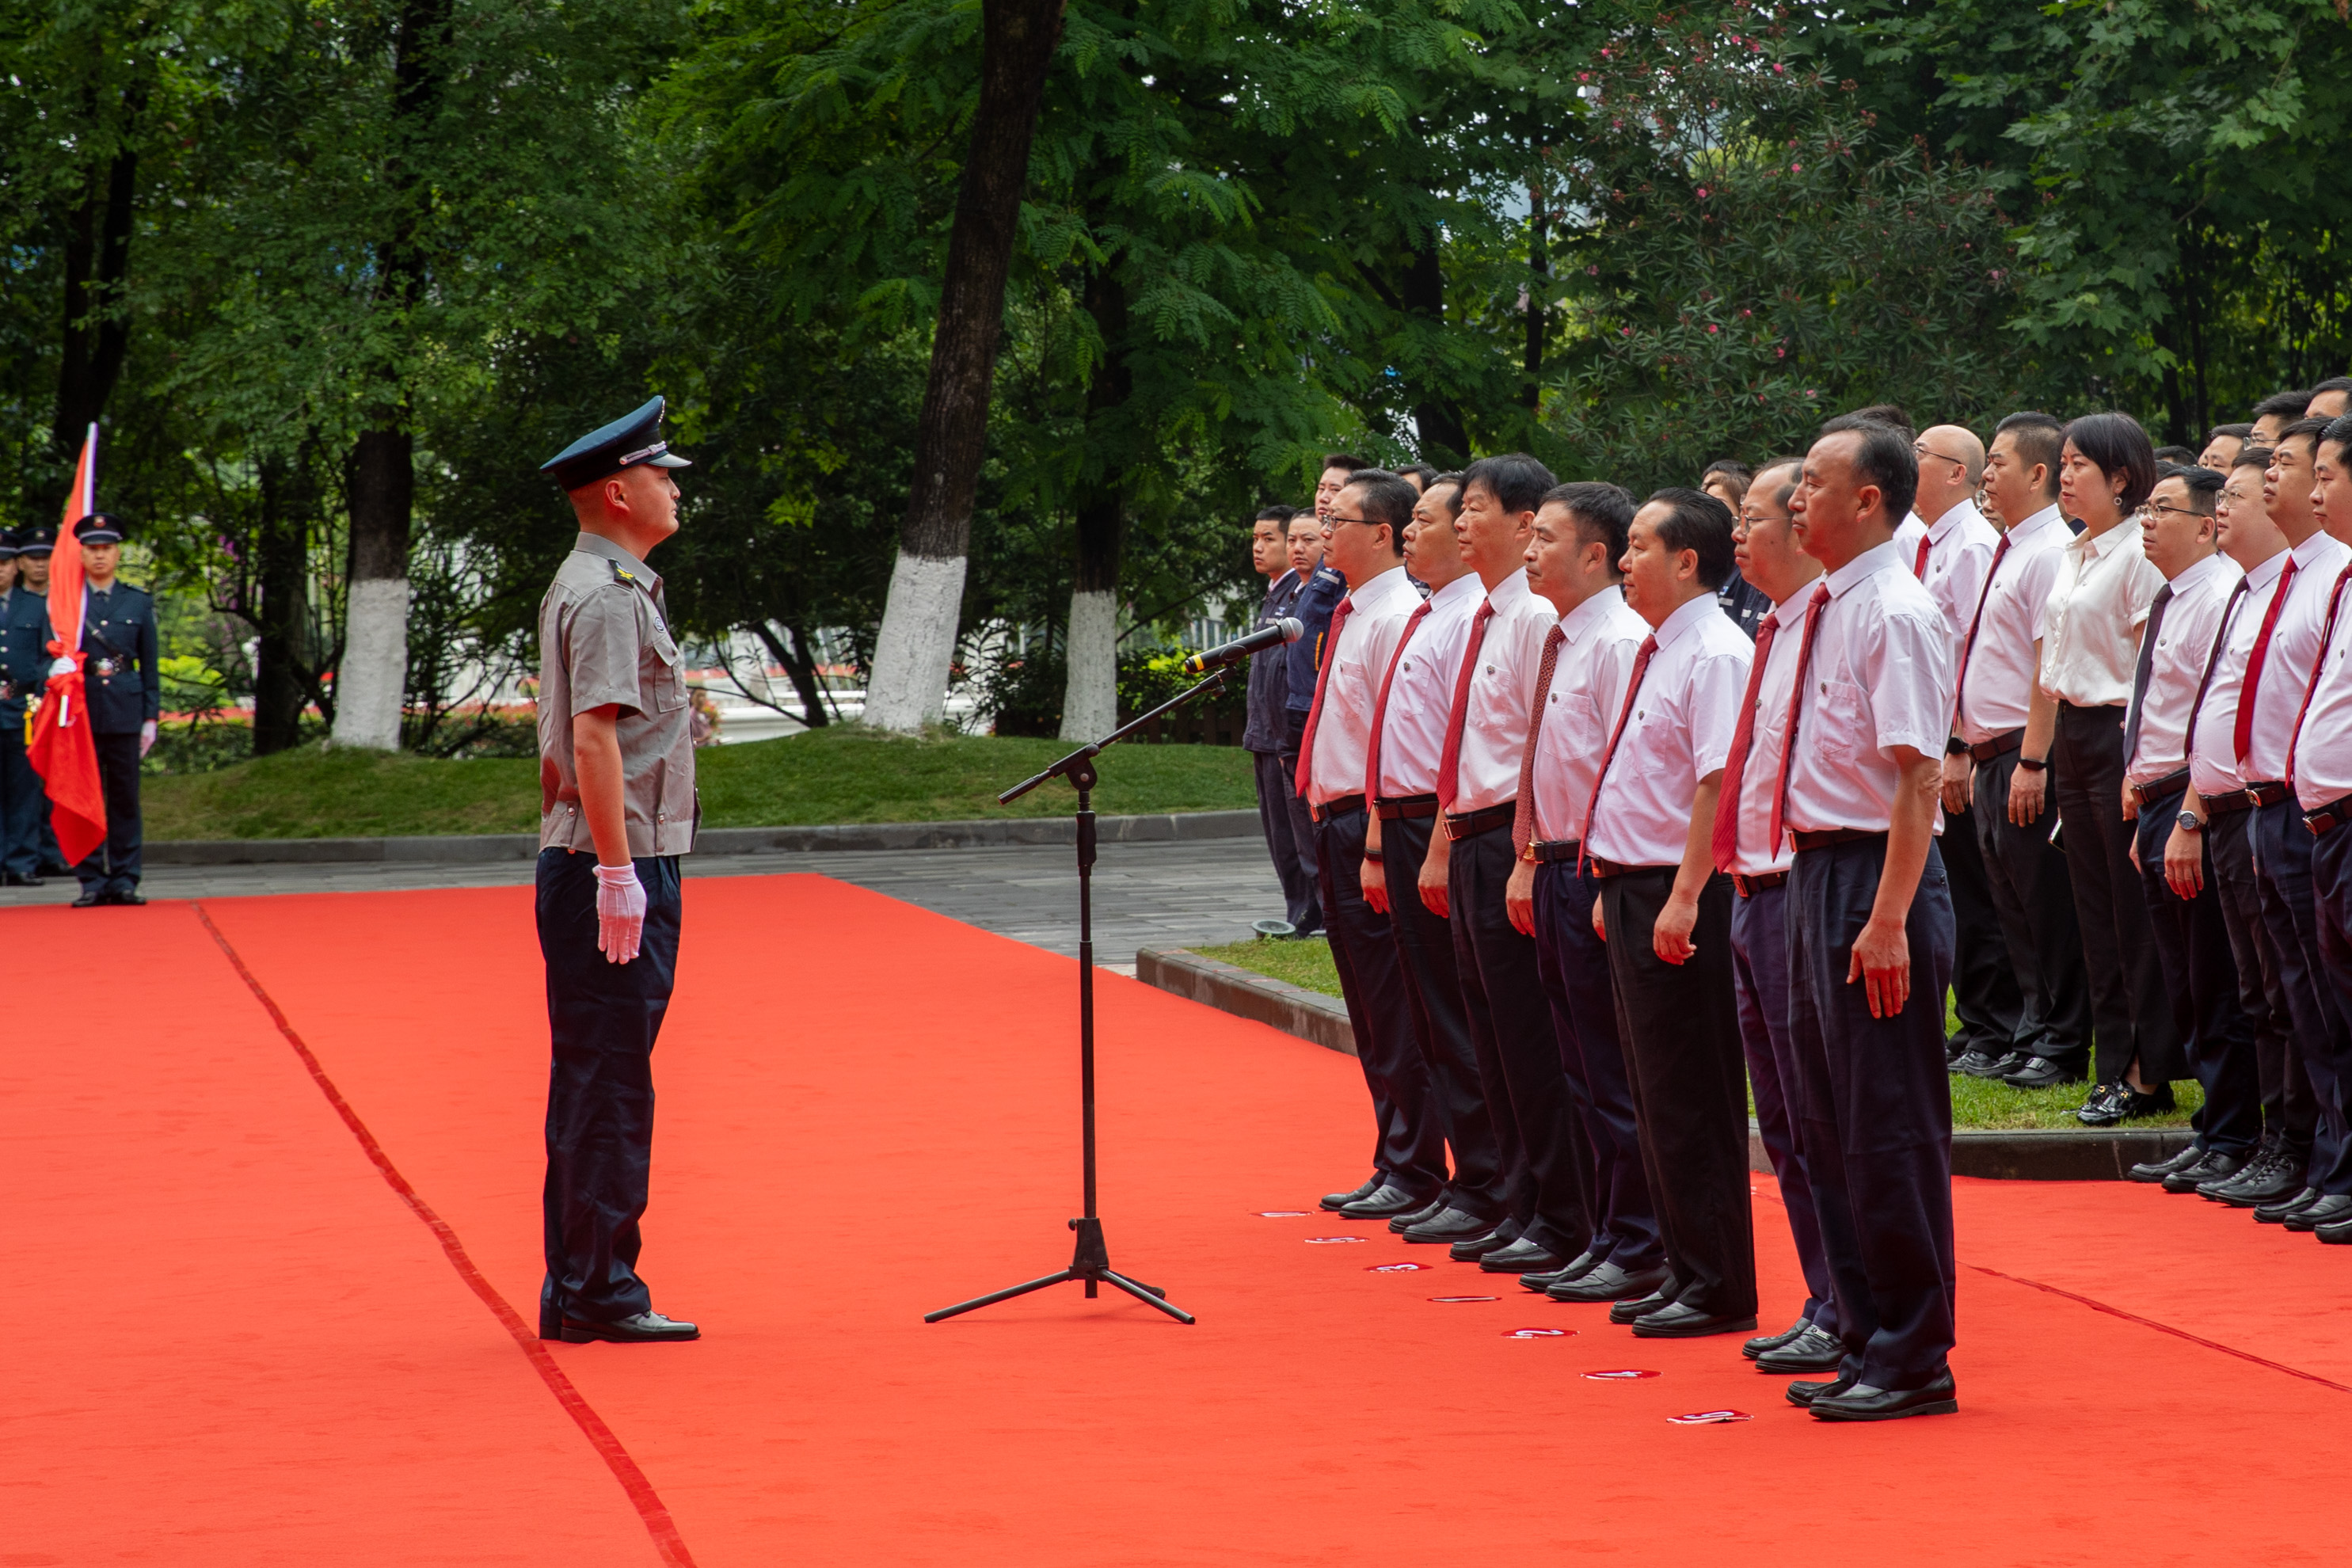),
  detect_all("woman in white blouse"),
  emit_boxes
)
[2010,412,2186,1125]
